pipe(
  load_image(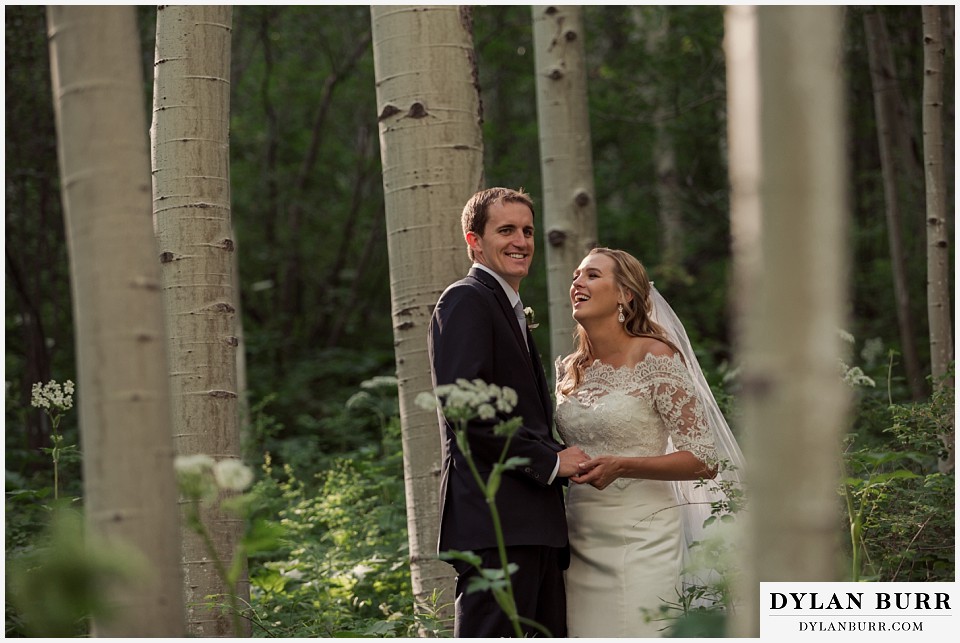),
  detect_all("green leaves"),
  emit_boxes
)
[245,439,430,637]
[842,379,955,583]
[439,550,483,568]
[242,517,287,556]
[6,508,147,637]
